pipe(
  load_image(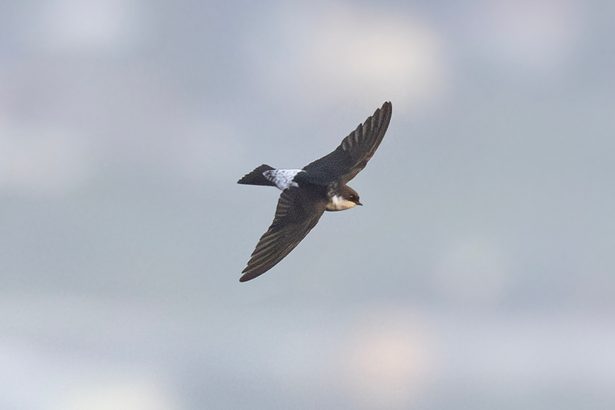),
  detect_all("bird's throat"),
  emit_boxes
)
[326,195,357,211]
